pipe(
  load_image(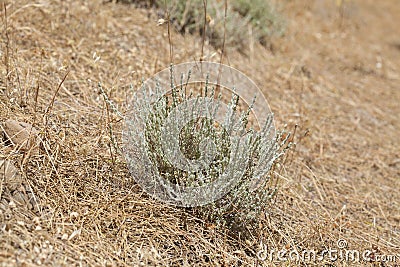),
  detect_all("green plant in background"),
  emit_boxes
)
[158,0,285,50]
[125,0,285,51]
[231,0,285,43]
